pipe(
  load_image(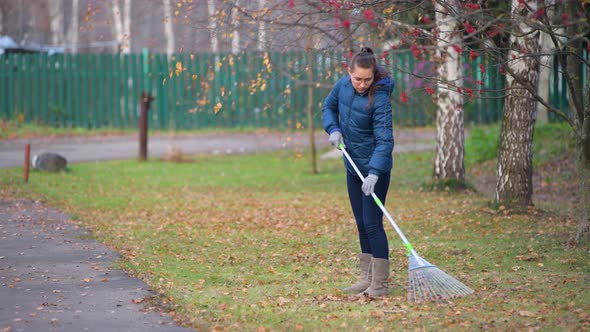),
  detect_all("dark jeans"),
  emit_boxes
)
[346,171,391,260]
